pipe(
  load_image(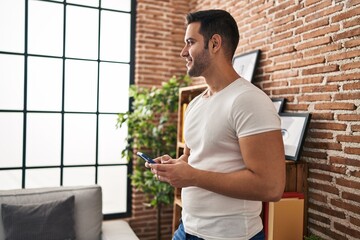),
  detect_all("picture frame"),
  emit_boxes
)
[271,98,285,113]
[280,113,311,161]
[232,49,261,82]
